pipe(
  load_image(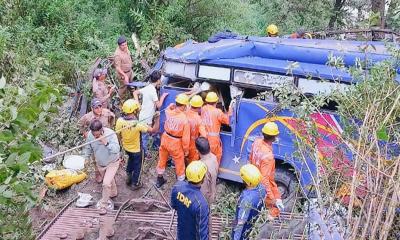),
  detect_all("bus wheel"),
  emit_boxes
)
[275,167,298,212]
